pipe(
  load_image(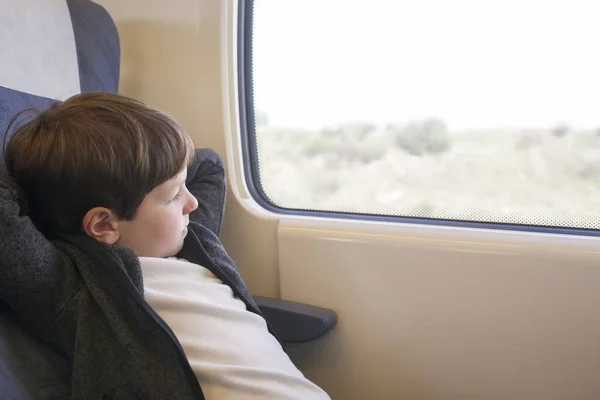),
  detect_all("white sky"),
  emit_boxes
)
[253,0,600,131]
